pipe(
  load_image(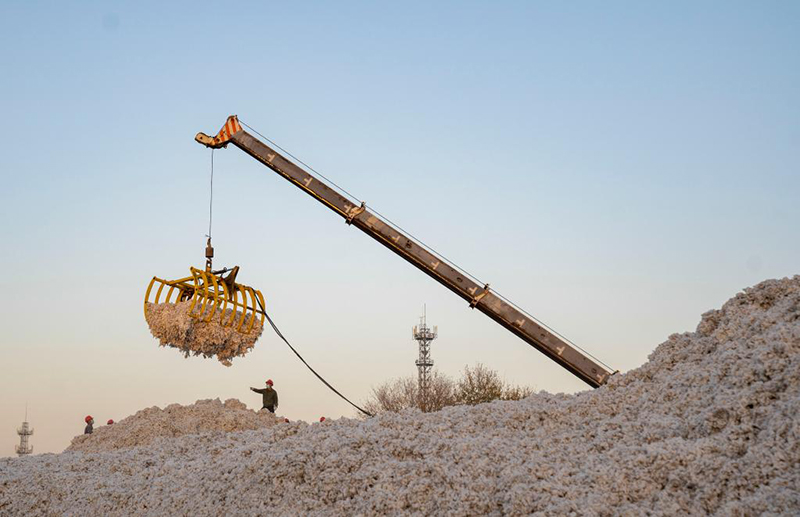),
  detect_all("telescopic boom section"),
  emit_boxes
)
[196,116,614,387]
